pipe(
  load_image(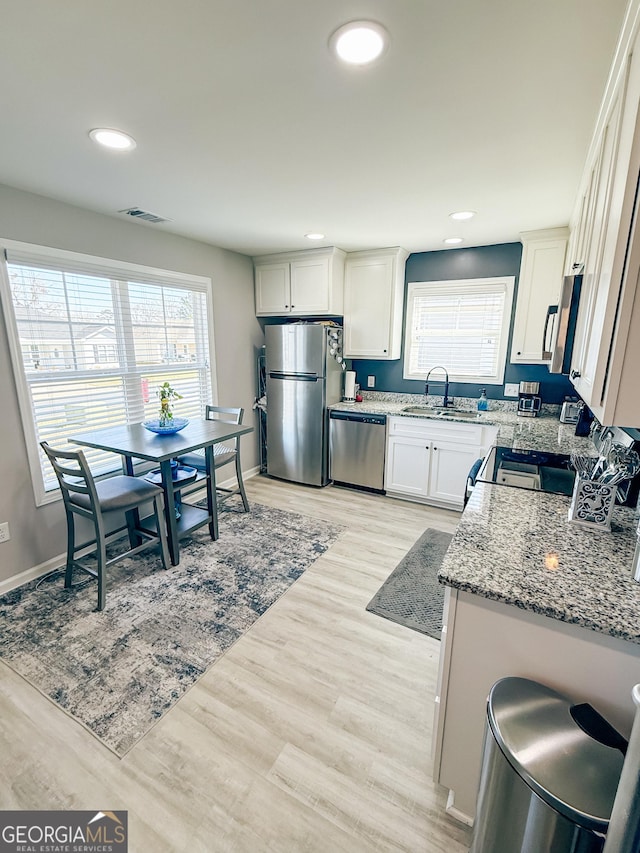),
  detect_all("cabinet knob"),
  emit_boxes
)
[434,447,438,451]
[284,304,289,309]
[291,304,295,308]
[570,369,581,380]
[517,351,521,355]
[383,349,387,353]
